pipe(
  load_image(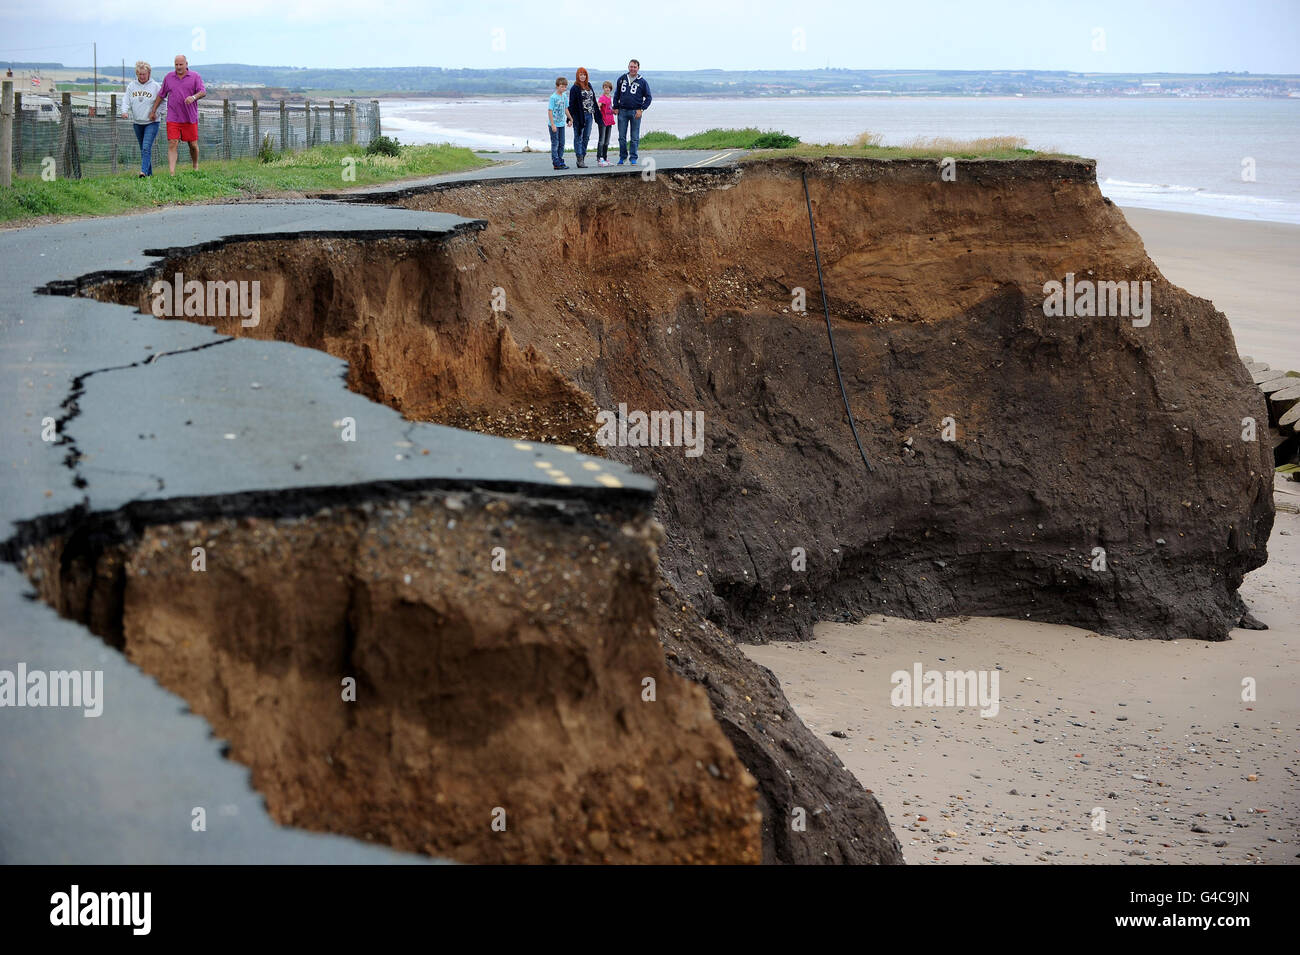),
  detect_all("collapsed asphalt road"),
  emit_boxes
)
[0,199,691,863]
[2,152,1268,865]
[4,152,876,864]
